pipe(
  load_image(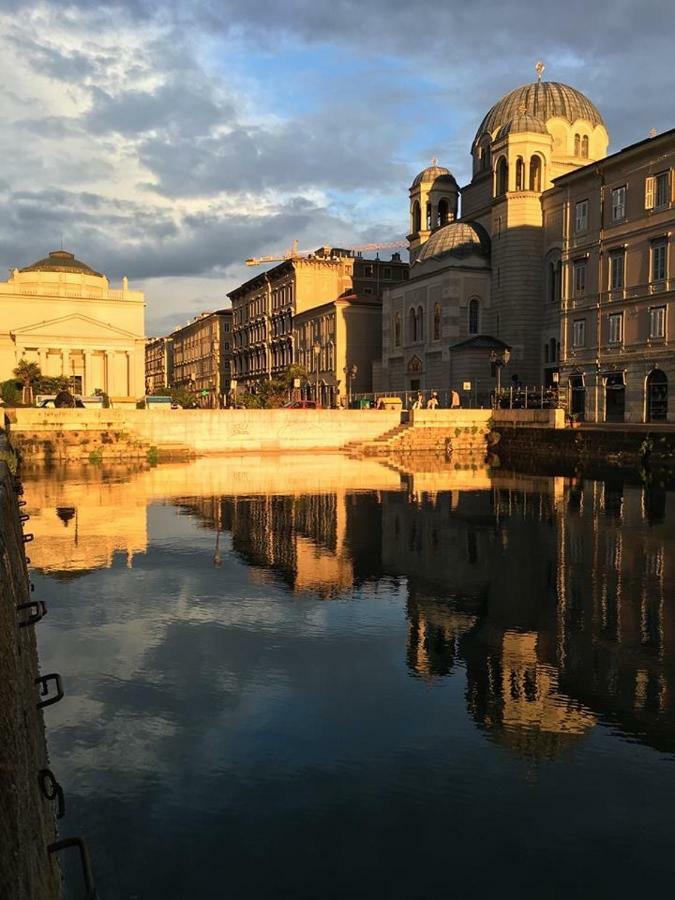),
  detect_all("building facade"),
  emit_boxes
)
[229,248,408,394]
[170,309,232,407]
[0,249,145,399]
[145,336,174,395]
[548,129,675,423]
